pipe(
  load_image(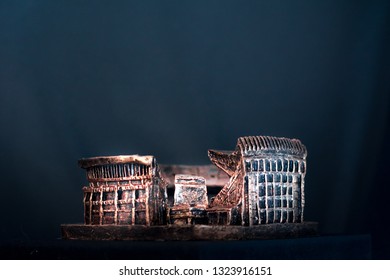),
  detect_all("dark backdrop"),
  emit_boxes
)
[0,1,389,258]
